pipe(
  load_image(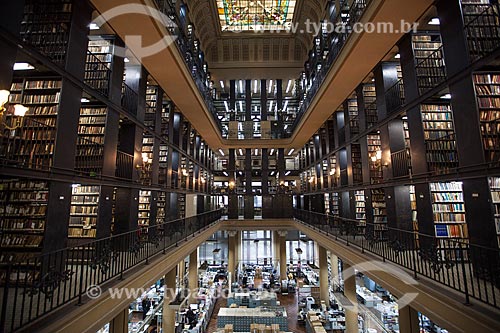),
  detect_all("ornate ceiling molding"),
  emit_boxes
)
[185,0,329,71]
